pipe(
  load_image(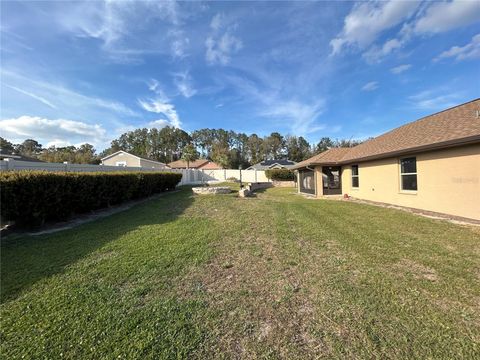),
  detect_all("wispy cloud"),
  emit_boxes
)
[260,99,326,136]
[224,75,326,136]
[390,64,412,74]
[173,71,197,98]
[435,34,480,62]
[5,84,57,109]
[138,80,181,128]
[56,0,183,62]
[205,13,242,65]
[409,89,463,110]
[2,69,138,117]
[362,81,379,91]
